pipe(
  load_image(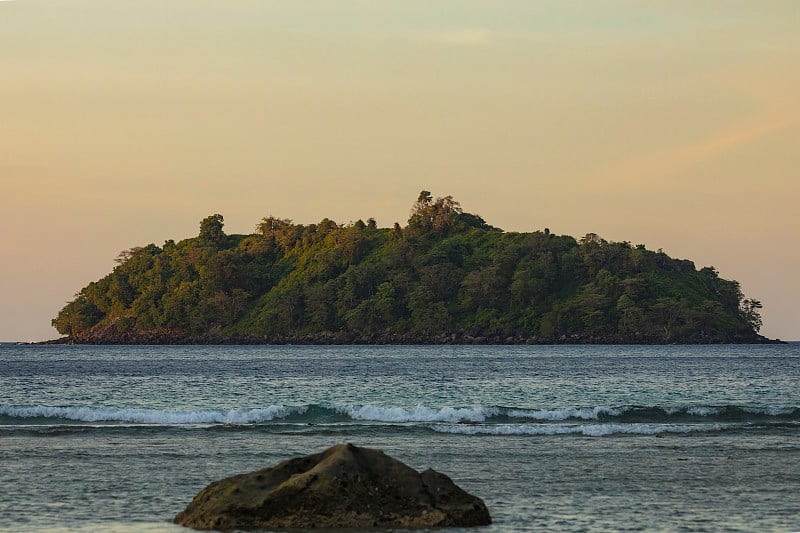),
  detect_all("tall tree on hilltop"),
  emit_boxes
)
[199,214,226,246]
